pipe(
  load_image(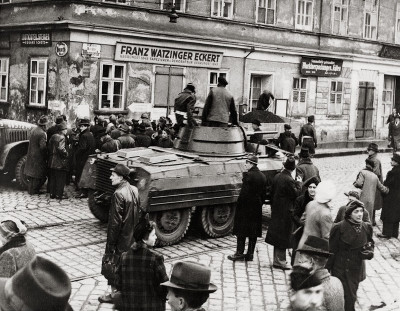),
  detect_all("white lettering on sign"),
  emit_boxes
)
[115,43,223,68]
